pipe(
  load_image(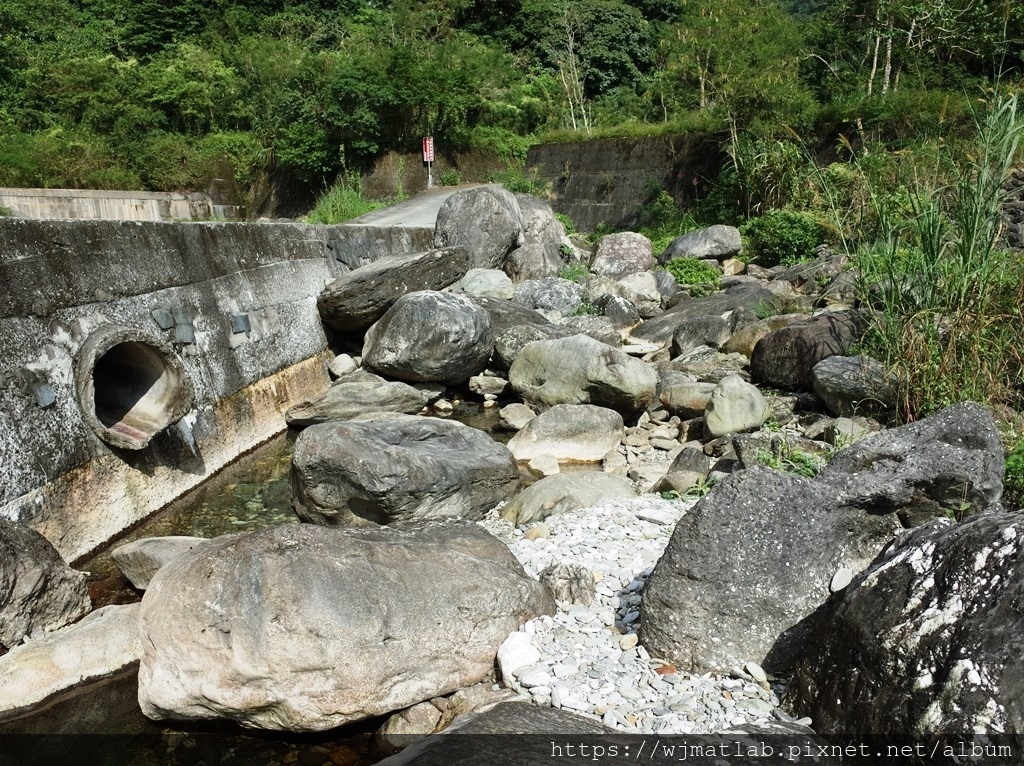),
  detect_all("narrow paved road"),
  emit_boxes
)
[346,184,486,229]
